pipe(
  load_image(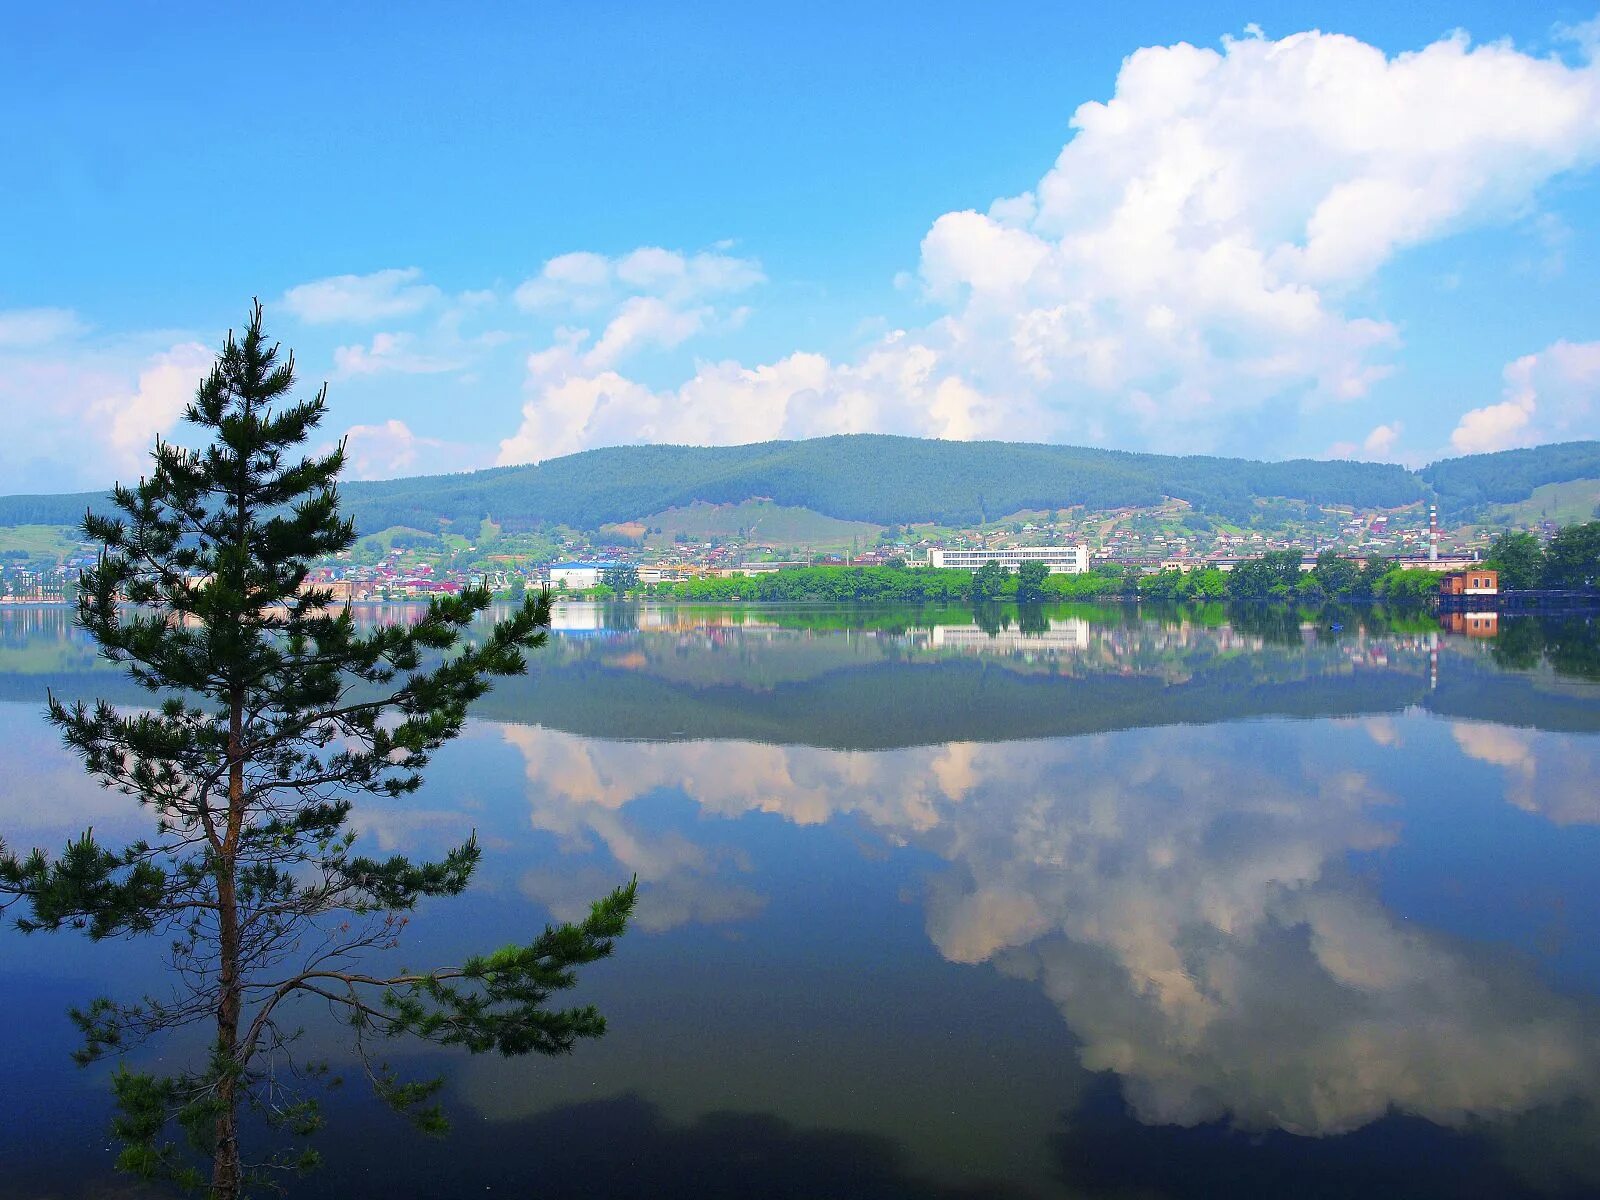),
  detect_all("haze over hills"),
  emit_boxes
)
[1,435,1598,537]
